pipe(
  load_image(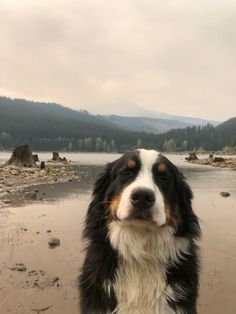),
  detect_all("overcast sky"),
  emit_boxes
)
[0,0,235,120]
